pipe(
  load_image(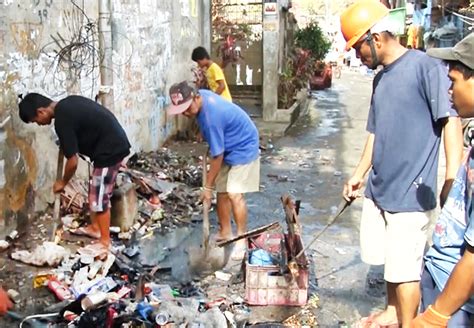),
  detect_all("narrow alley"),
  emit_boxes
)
[0,65,384,328]
[1,1,472,327]
[242,68,386,327]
